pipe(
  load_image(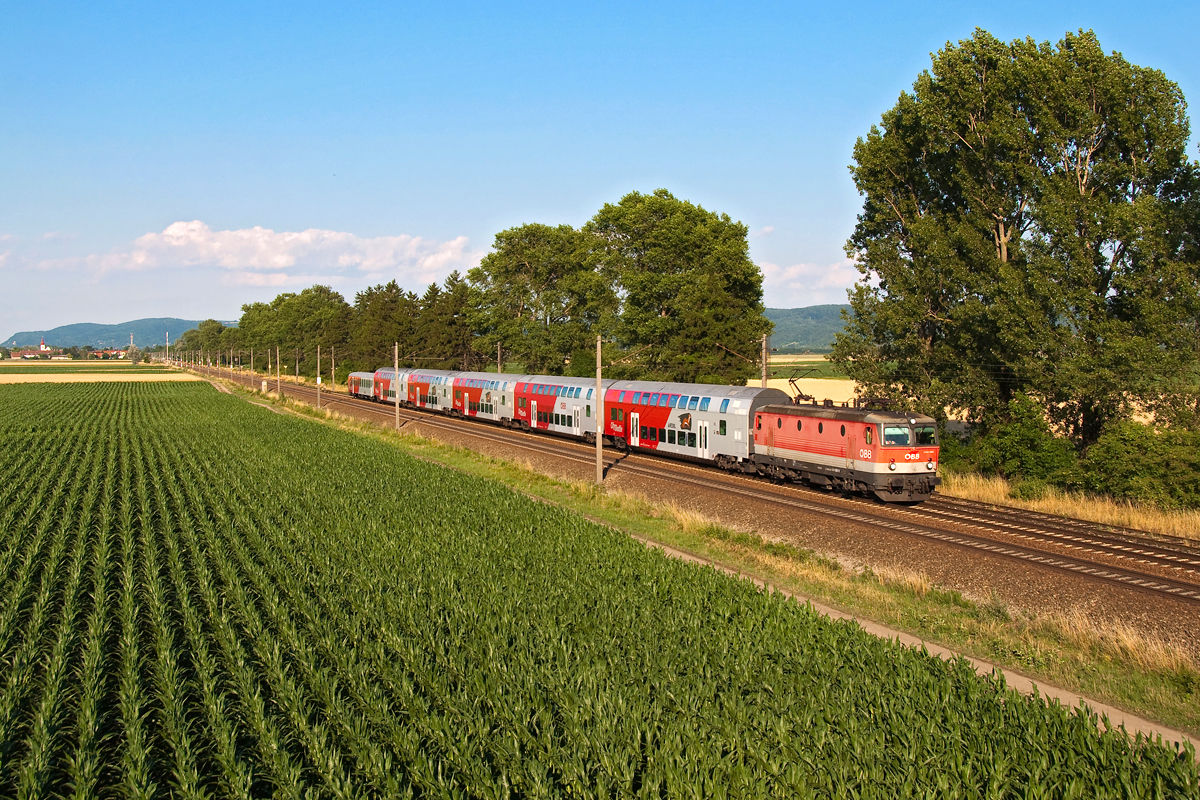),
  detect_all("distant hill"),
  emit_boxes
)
[765,305,850,353]
[4,318,235,349]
